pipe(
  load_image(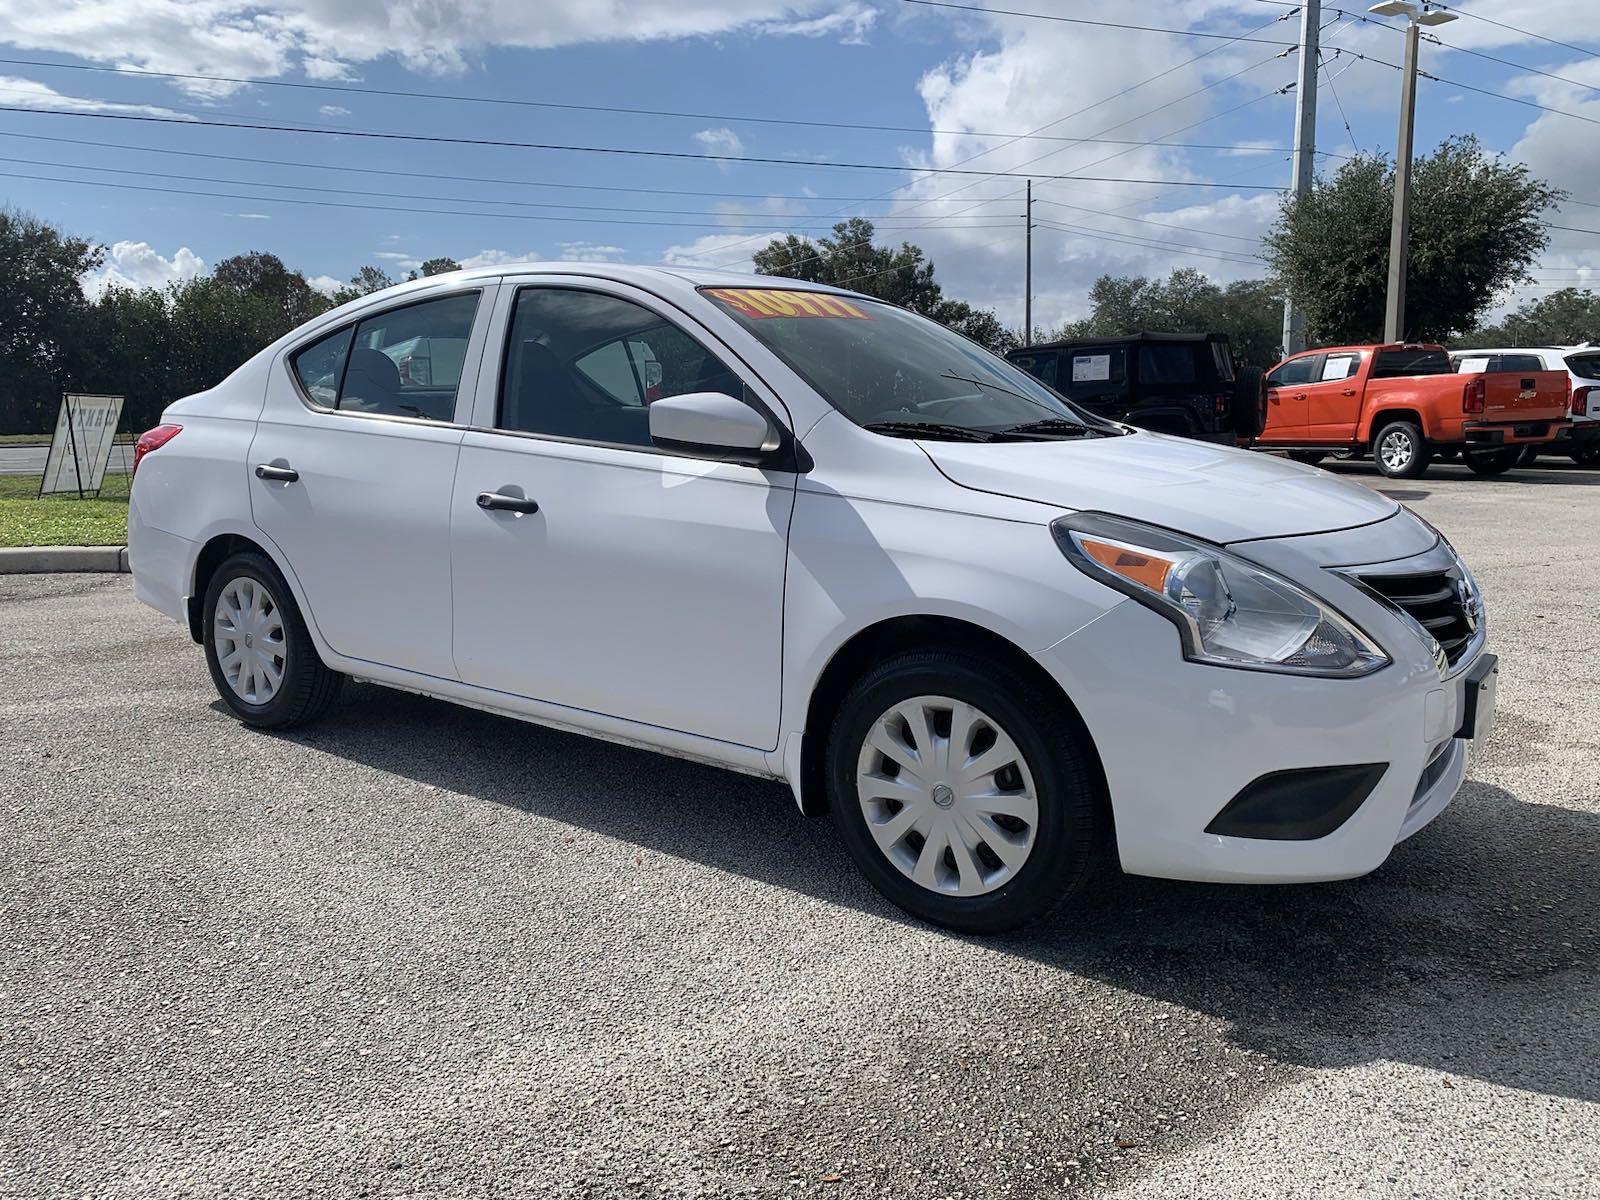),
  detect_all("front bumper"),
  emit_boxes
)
[1032,524,1486,884]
